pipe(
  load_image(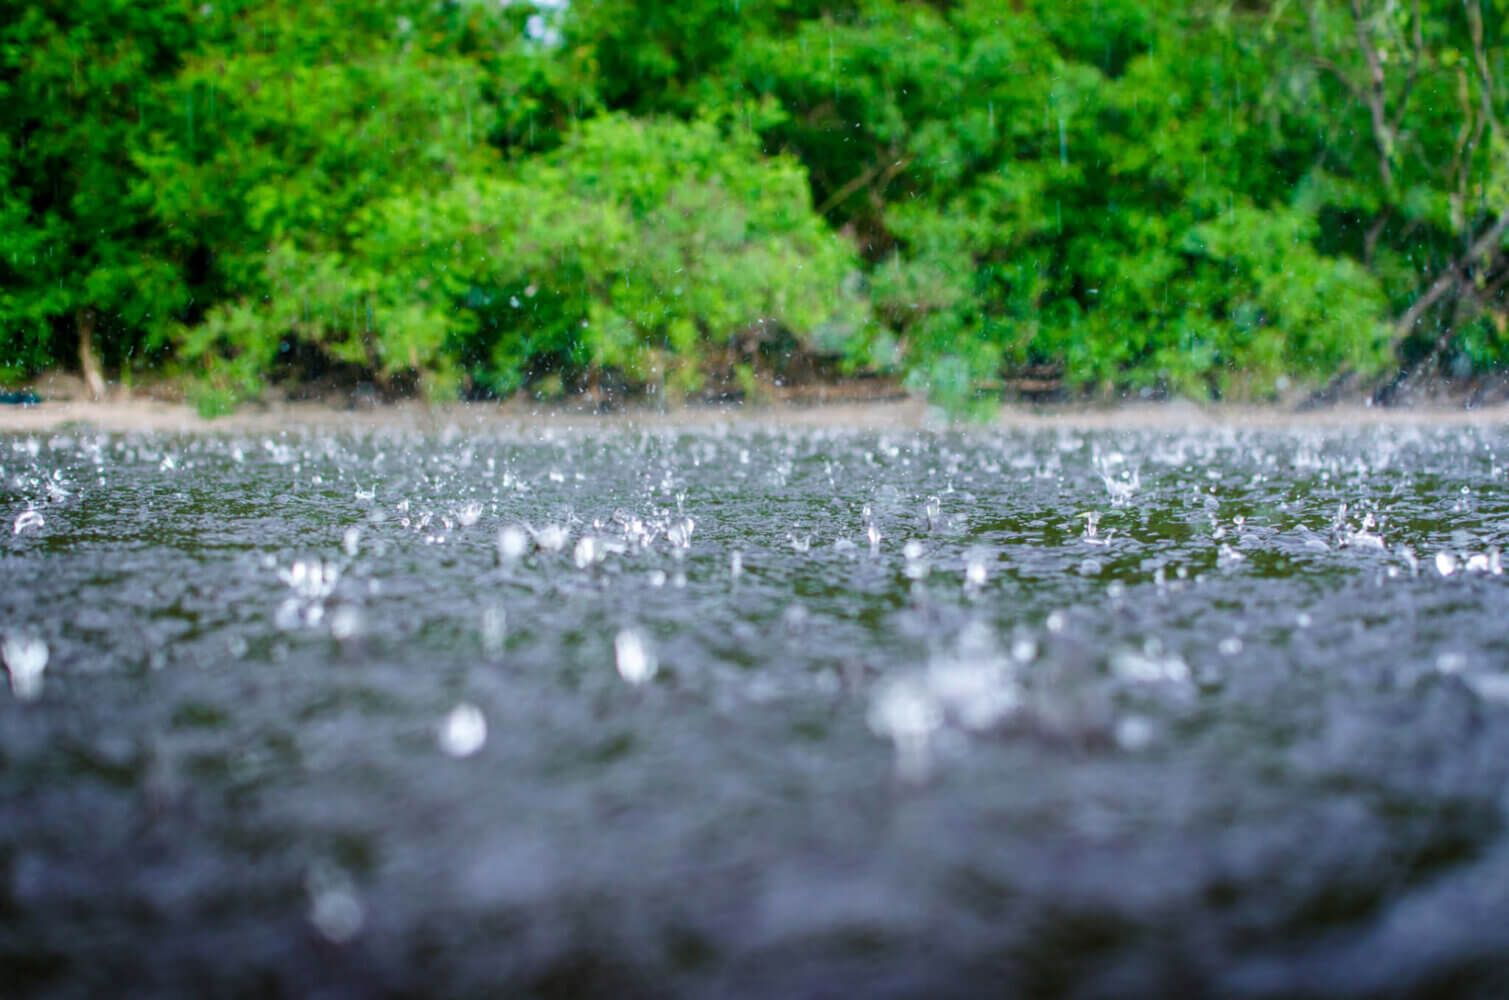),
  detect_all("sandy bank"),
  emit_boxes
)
[3,393,1508,435]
